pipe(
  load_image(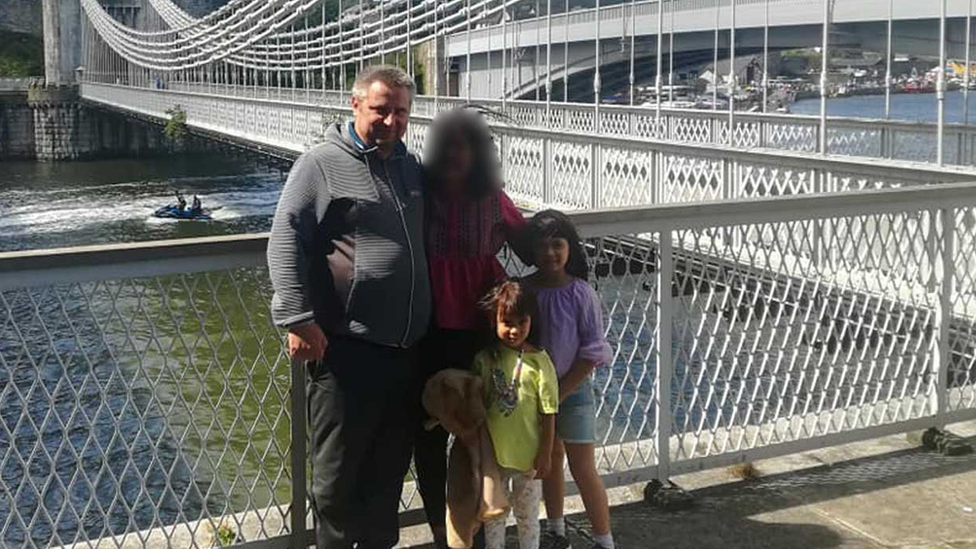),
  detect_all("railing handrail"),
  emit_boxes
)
[7,181,976,291]
[0,233,268,291]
